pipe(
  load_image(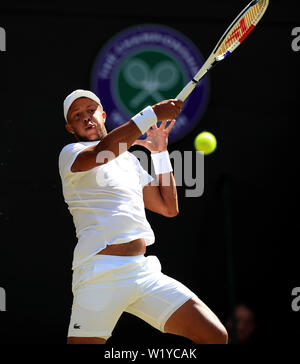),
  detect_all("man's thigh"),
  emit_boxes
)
[125,266,197,332]
[164,297,228,344]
